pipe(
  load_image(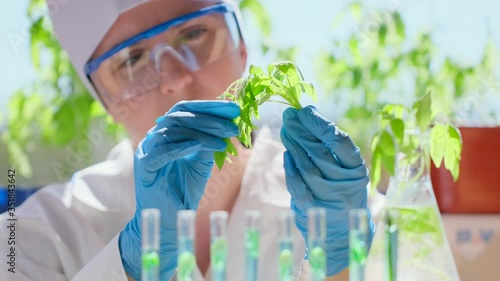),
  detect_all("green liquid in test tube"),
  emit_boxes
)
[278,210,295,281]
[210,211,229,281]
[177,210,197,281]
[142,209,160,281]
[308,208,326,281]
[349,209,369,281]
[245,210,261,281]
[385,210,399,281]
